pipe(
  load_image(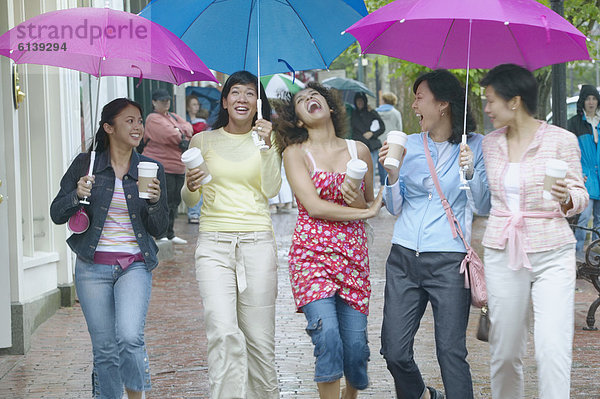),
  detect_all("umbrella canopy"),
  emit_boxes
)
[344,0,590,70]
[138,0,367,76]
[322,76,375,97]
[260,74,305,98]
[185,86,221,126]
[0,7,218,85]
